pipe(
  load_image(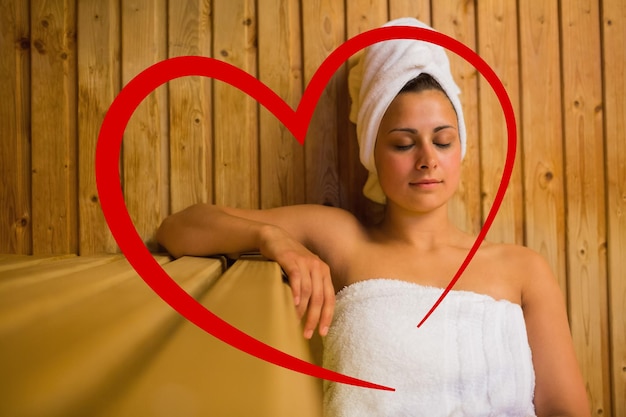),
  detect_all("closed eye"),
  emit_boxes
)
[395,144,414,151]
